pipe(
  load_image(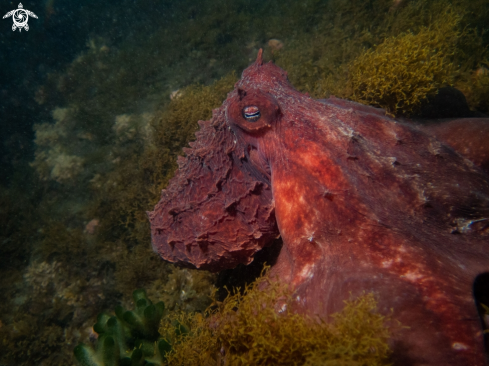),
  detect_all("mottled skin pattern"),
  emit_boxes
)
[149,51,489,365]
